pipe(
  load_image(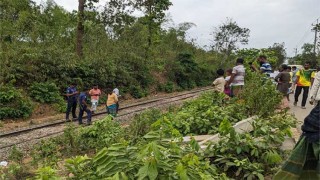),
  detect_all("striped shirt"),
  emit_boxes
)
[260,62,273,74]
